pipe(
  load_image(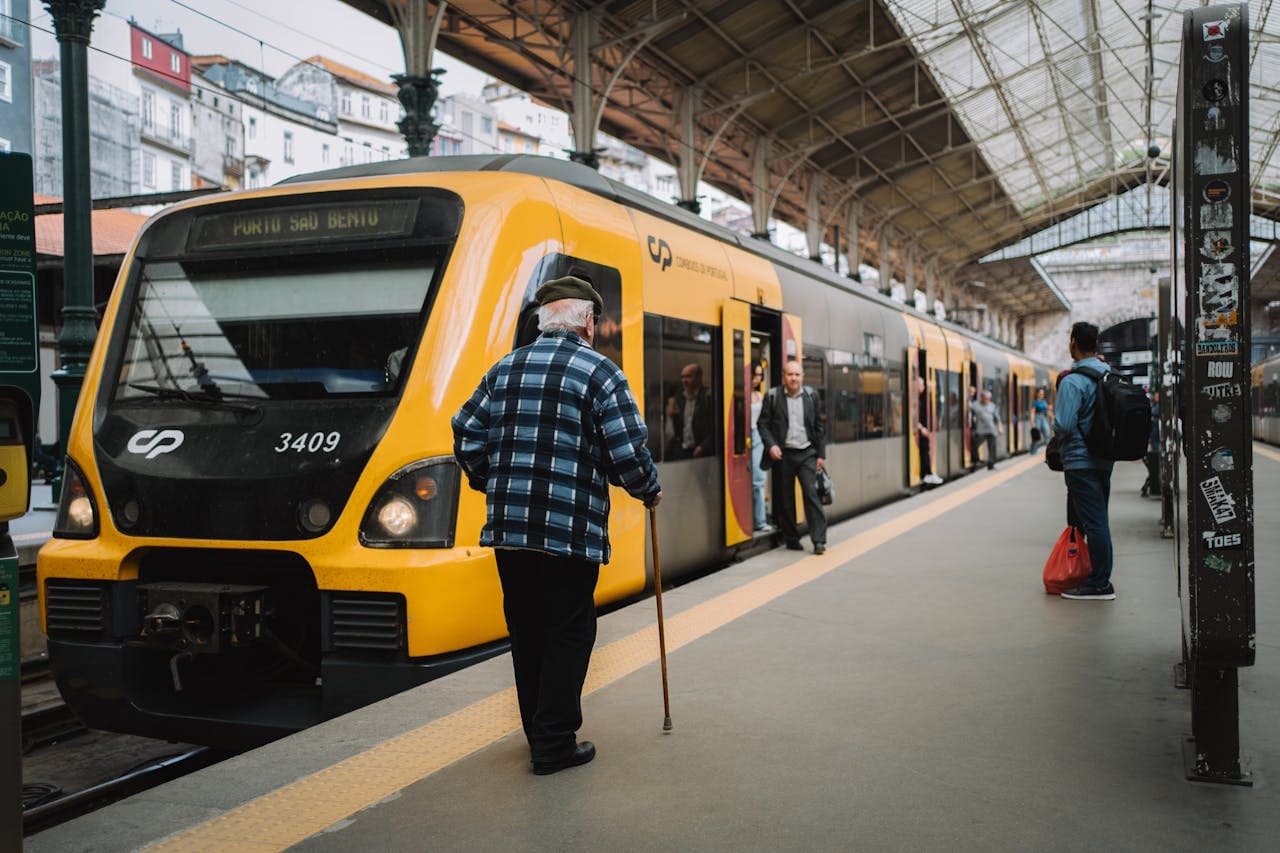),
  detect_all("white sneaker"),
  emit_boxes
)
[923,474,943,485]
